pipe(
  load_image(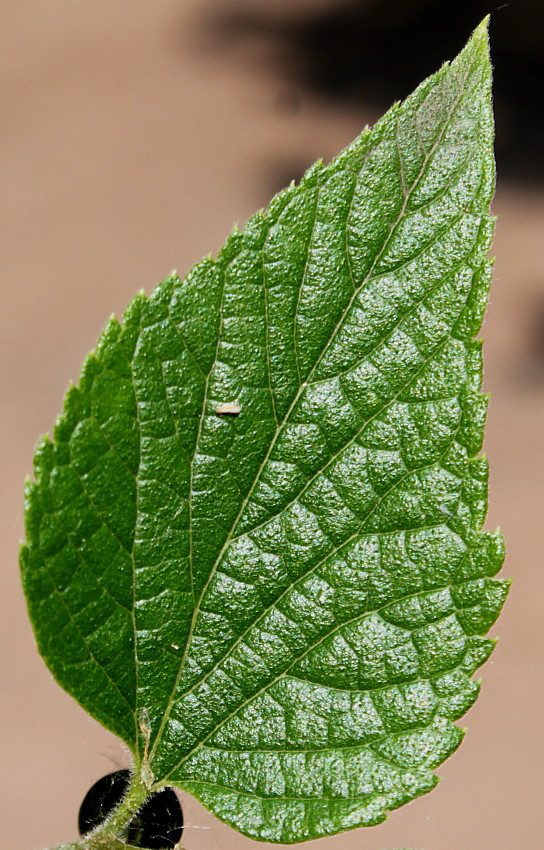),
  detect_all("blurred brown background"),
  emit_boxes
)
[1,1,542,848]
